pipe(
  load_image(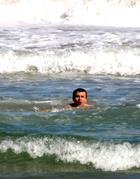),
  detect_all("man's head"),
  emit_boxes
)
[72,88,87,106]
